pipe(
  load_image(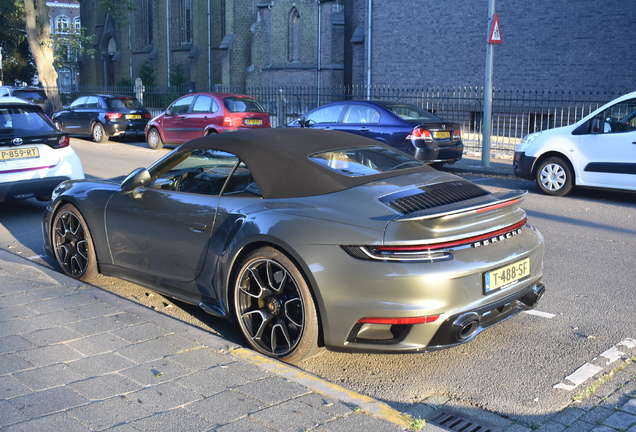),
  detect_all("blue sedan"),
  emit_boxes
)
[287,100,463,167]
